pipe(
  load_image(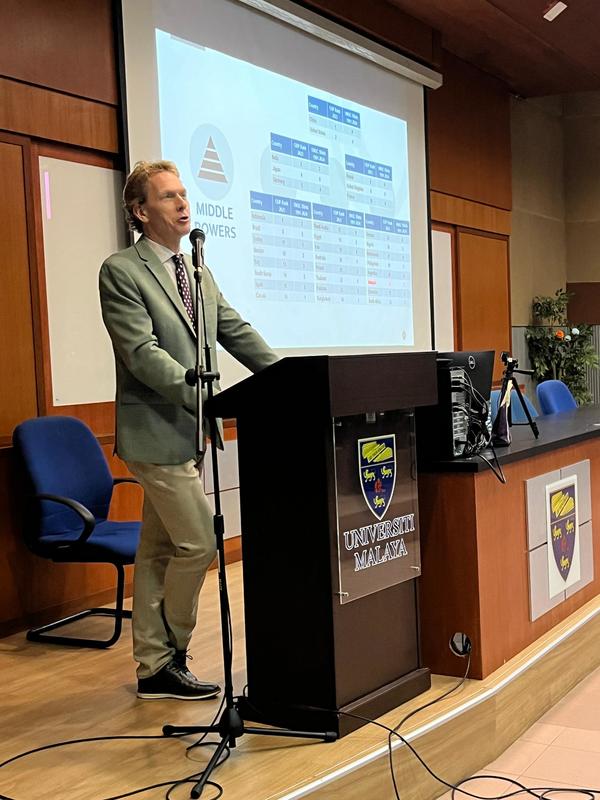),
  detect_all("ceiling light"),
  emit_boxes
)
[543,1,568,21]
